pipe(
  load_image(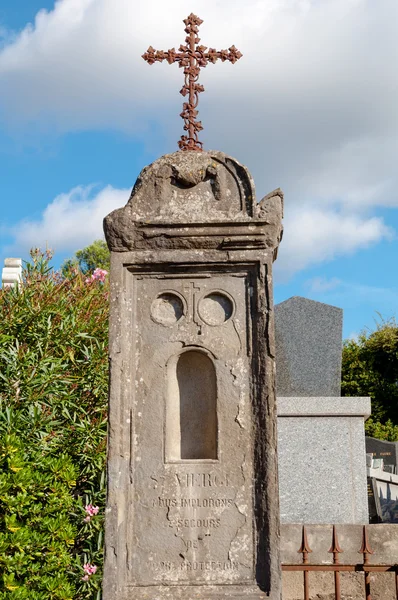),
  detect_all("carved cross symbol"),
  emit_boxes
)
[142,13,242,152]
[183,281,201,325]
